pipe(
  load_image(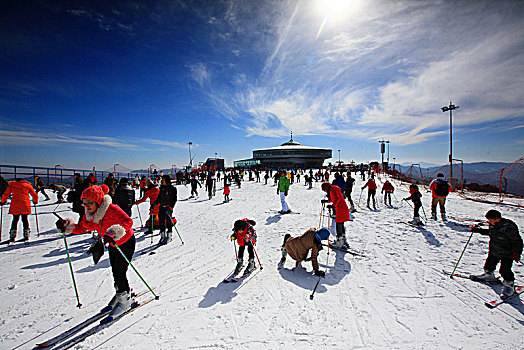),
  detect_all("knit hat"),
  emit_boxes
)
[81,184,110,205]
[315,228,330,242]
